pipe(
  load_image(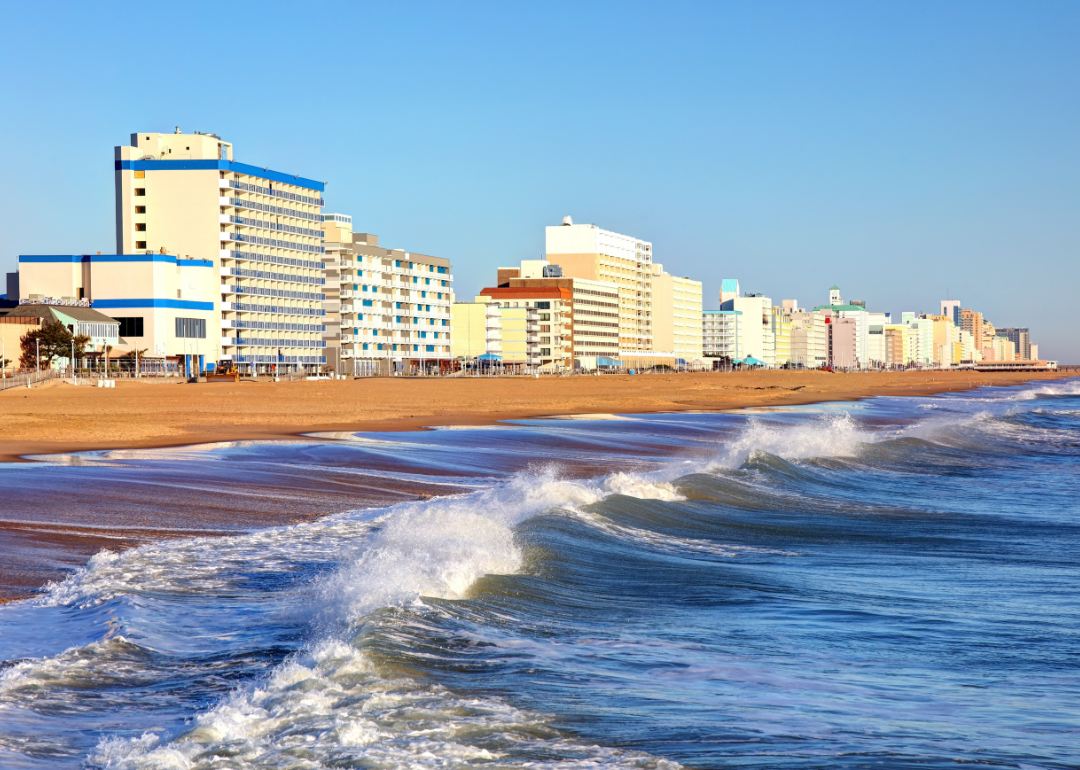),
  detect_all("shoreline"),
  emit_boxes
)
[0,370,1071,463]
[0,371,1073,604]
